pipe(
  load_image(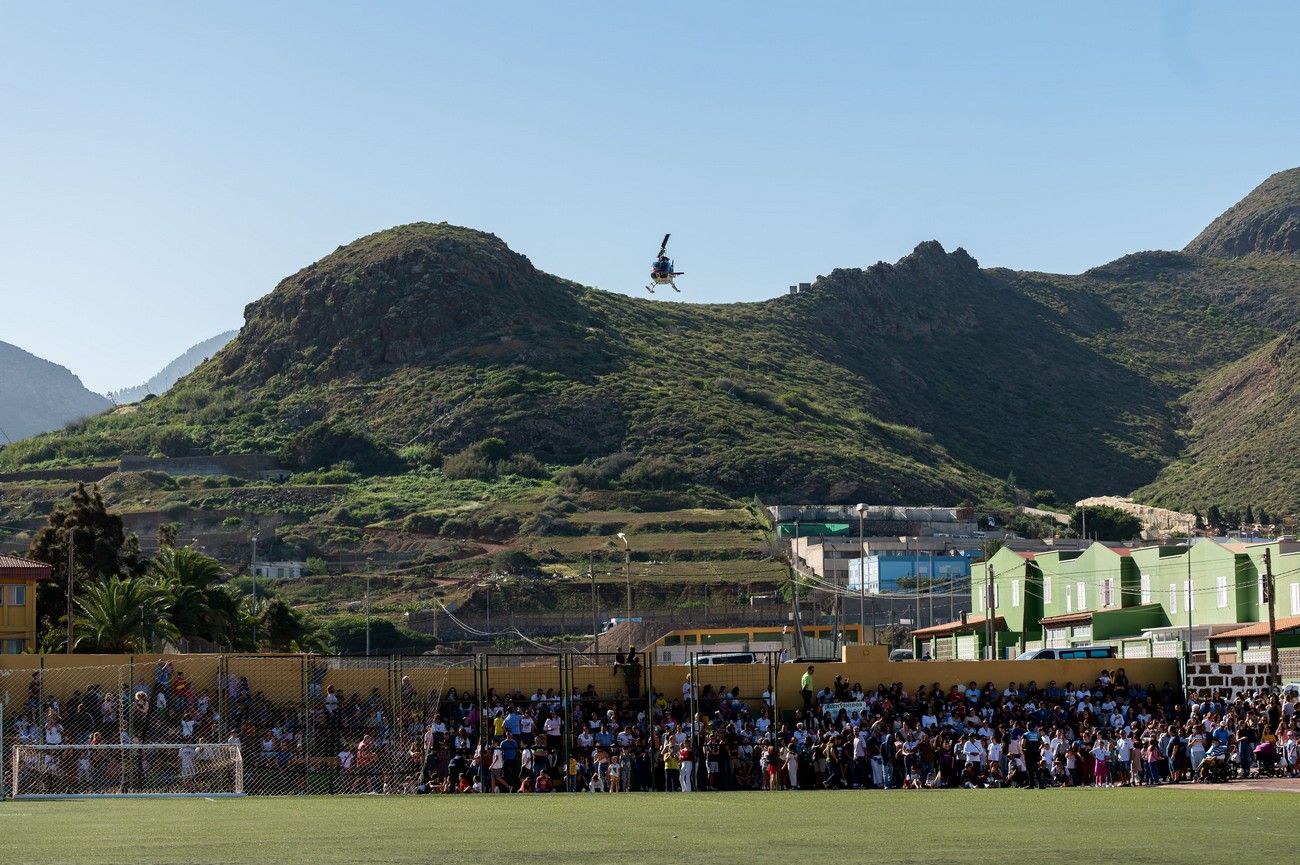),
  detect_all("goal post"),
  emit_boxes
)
[11,743,244,799]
